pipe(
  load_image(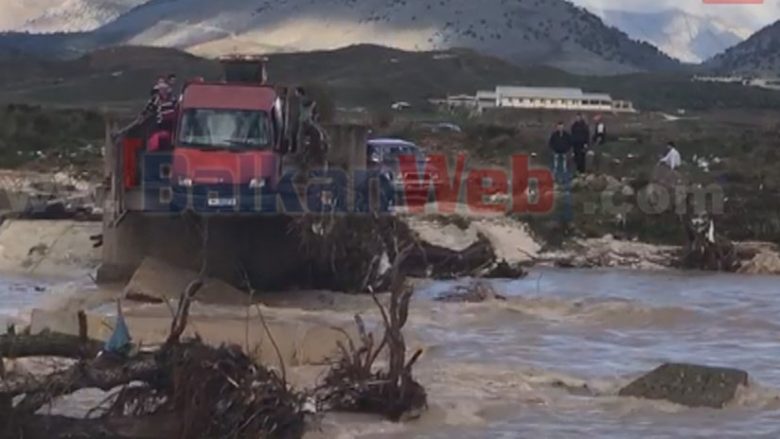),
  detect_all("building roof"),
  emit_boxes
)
[367,138,417,146]
[447,94,476,100]
[495,86,611,101]
[476,90,497,99]
[580,93,612,101]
